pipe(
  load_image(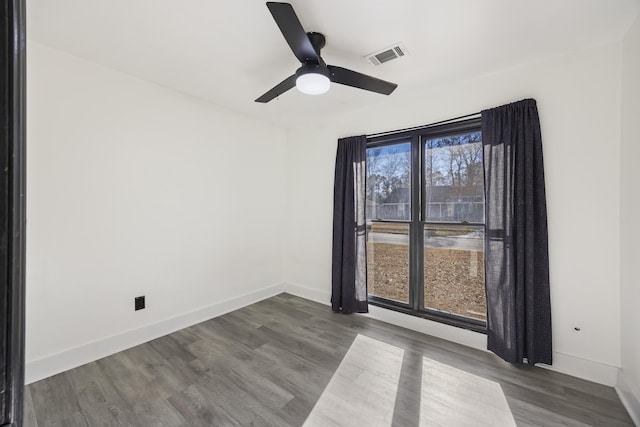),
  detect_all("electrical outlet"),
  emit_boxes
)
[135,296,145,311]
